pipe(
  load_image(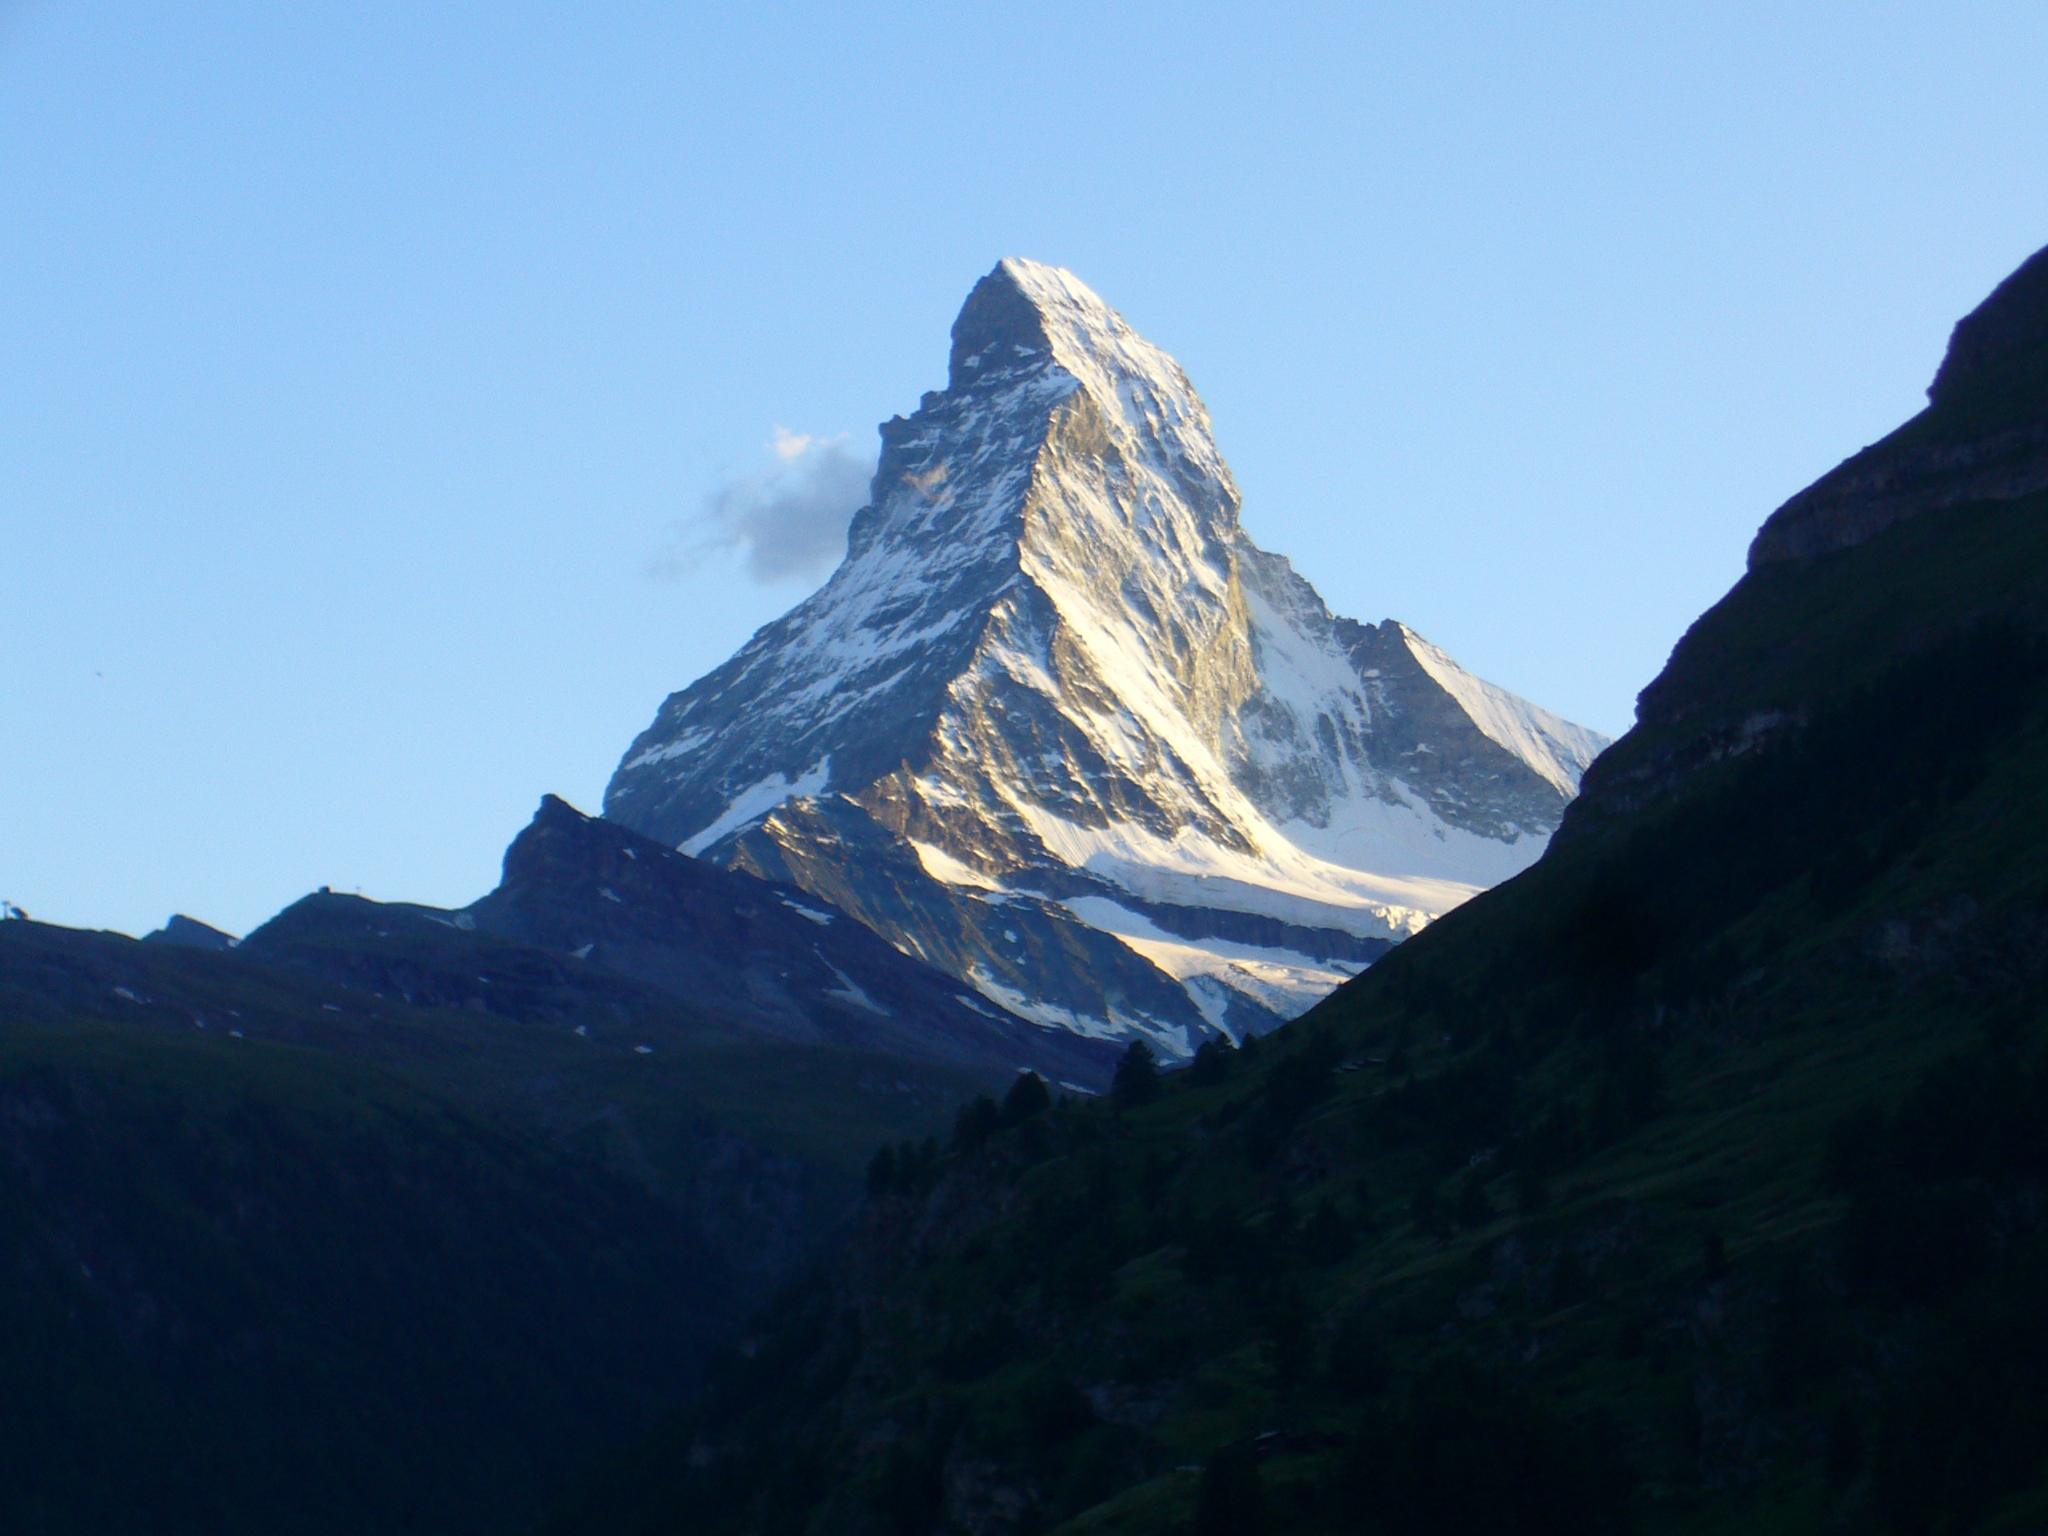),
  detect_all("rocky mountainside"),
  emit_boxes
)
[222,795,1117,1095]
[607,259,1607,1053]
[0,794,1102,1298]
[460,794,1118,1090]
